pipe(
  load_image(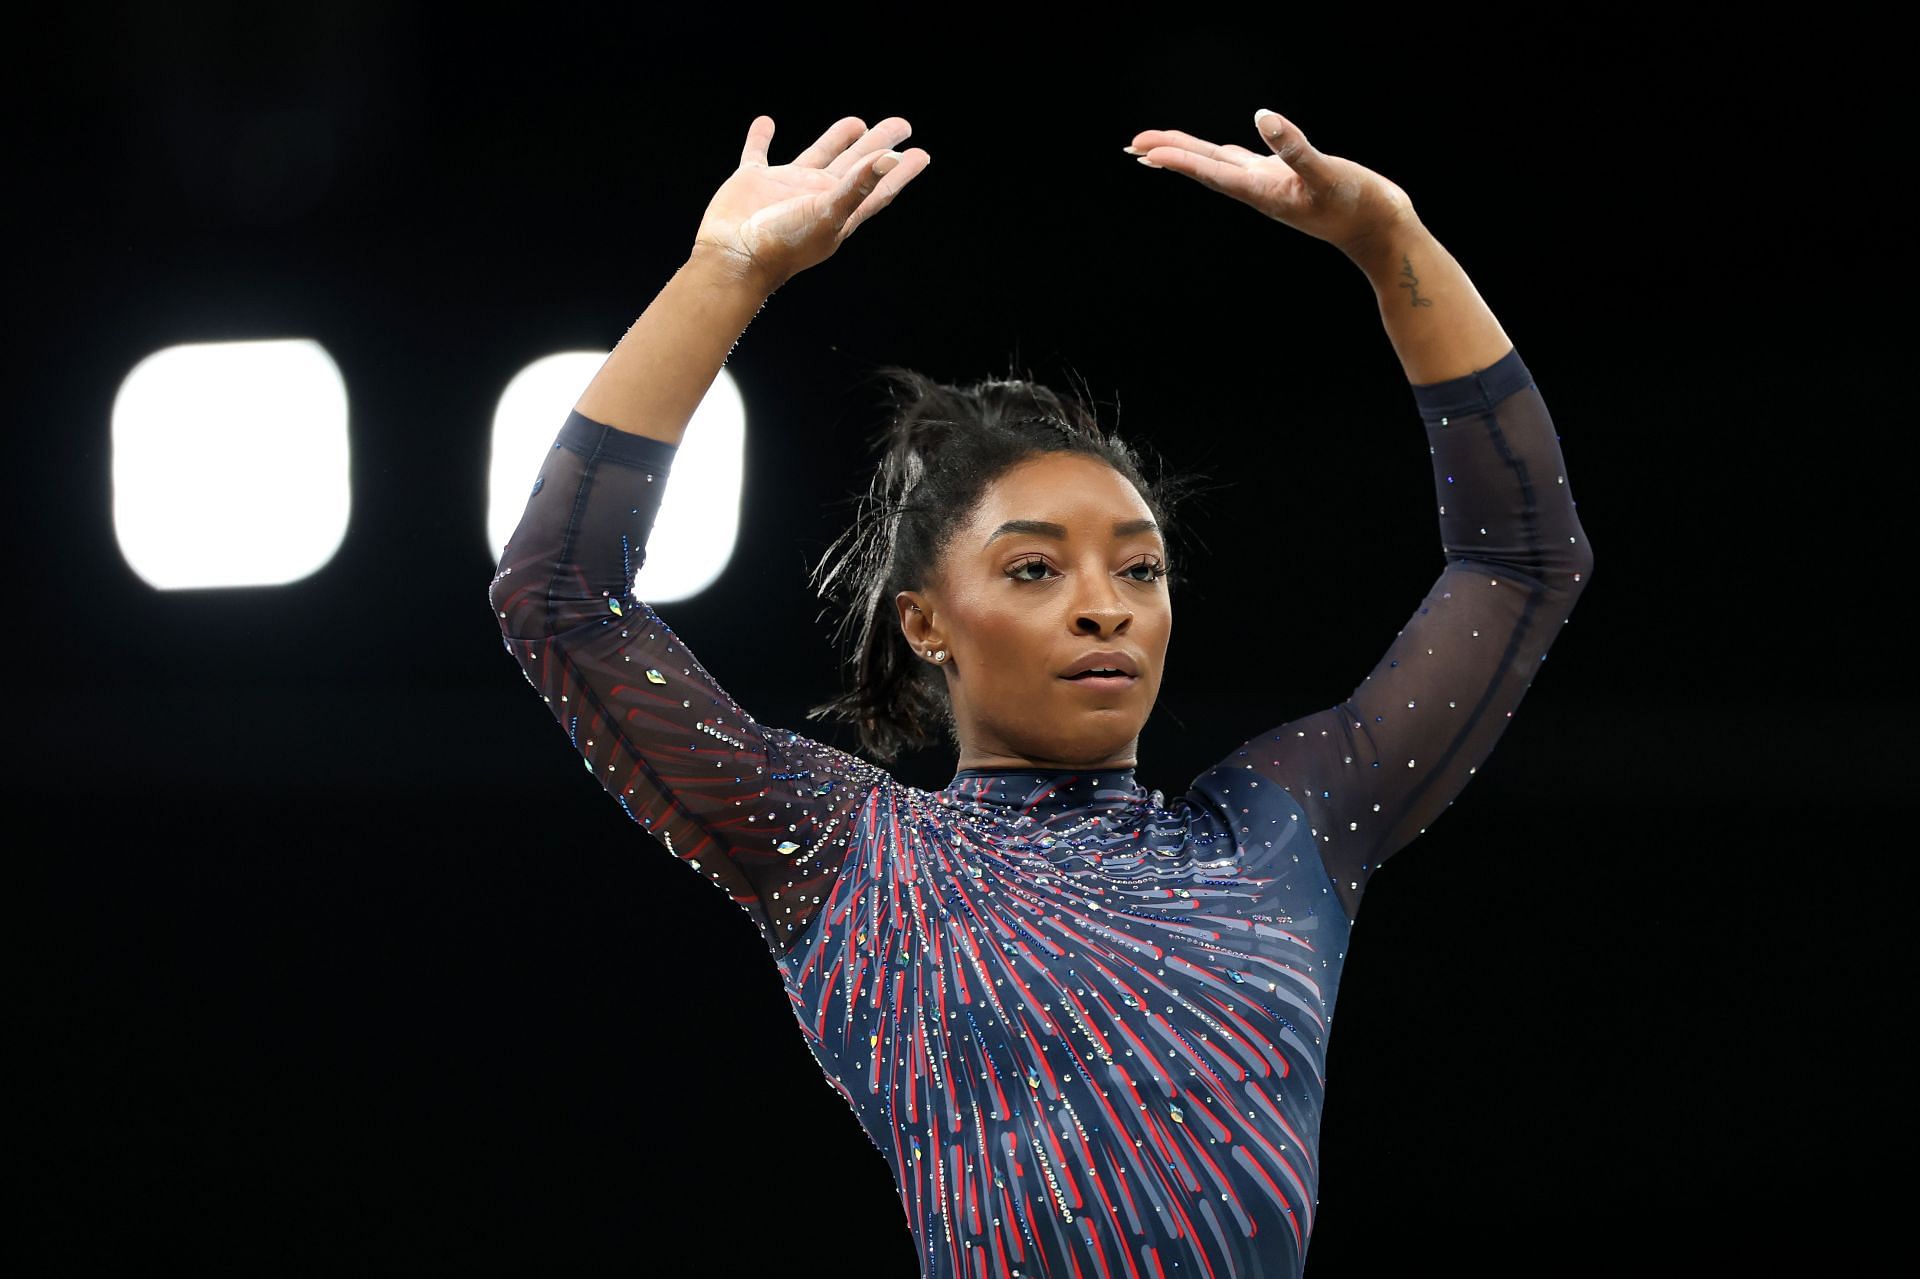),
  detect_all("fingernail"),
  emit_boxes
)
[1121,145,1143,155]
[1136,155,1161,168]
[1255,108,1277,130]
